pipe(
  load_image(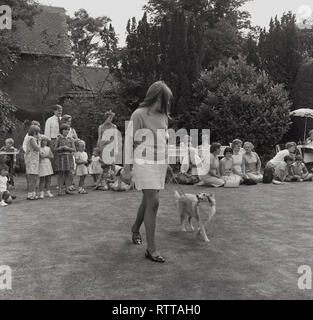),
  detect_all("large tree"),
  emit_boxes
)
[67,9,118,67]
[118,0,251,117]
[258,12,302,93]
